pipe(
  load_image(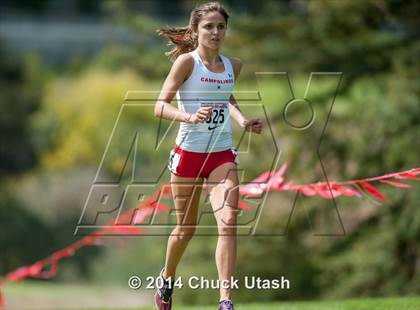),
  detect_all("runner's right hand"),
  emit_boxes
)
[190,106,213,124]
